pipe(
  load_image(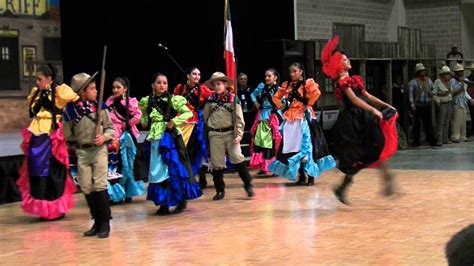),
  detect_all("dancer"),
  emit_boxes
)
[17,64,78,220]
[269,63,336,186]
[203,72,254,200]
[249,69,282,175]
[321,36,398,205]
[140,73,202,215]
[173,67,213,189]
[105,77,145,203]
[63,72,114,238]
